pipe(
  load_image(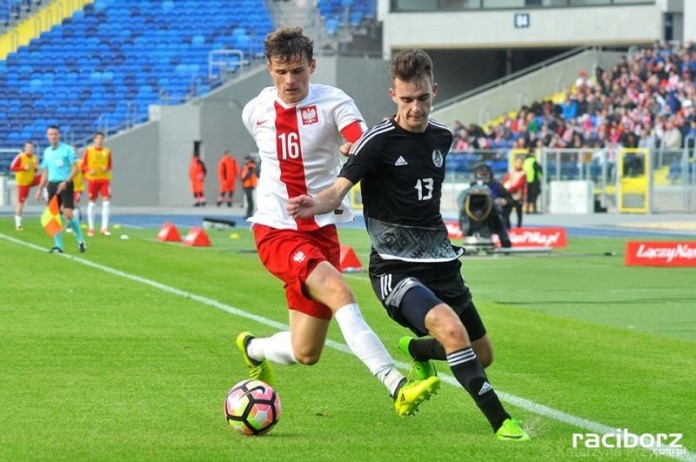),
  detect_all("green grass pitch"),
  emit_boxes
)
[0,217,694,461]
